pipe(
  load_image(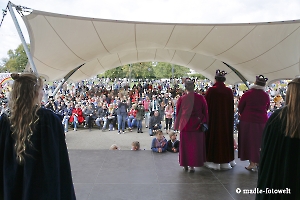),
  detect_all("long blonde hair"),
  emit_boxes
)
[280,78,300,138]
[9,73,43,164]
